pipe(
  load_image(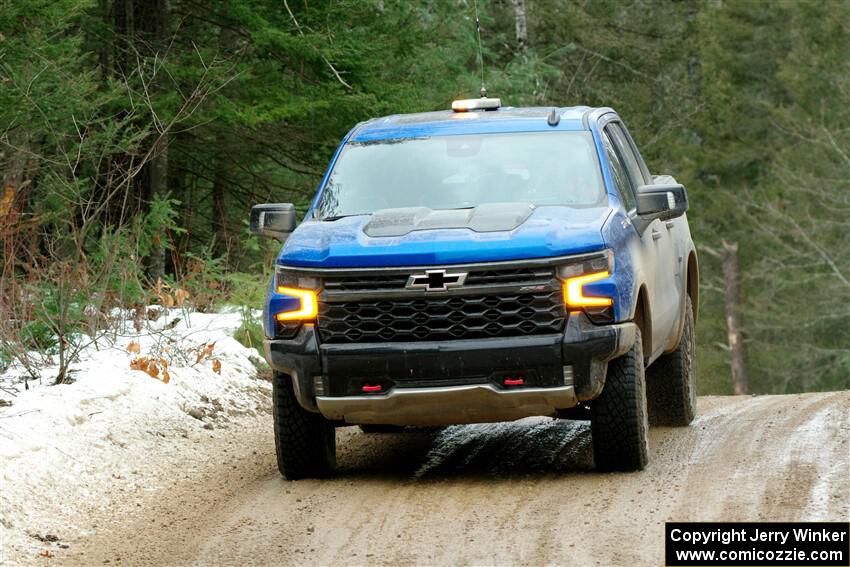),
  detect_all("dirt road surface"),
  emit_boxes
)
[59,392,849,566]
